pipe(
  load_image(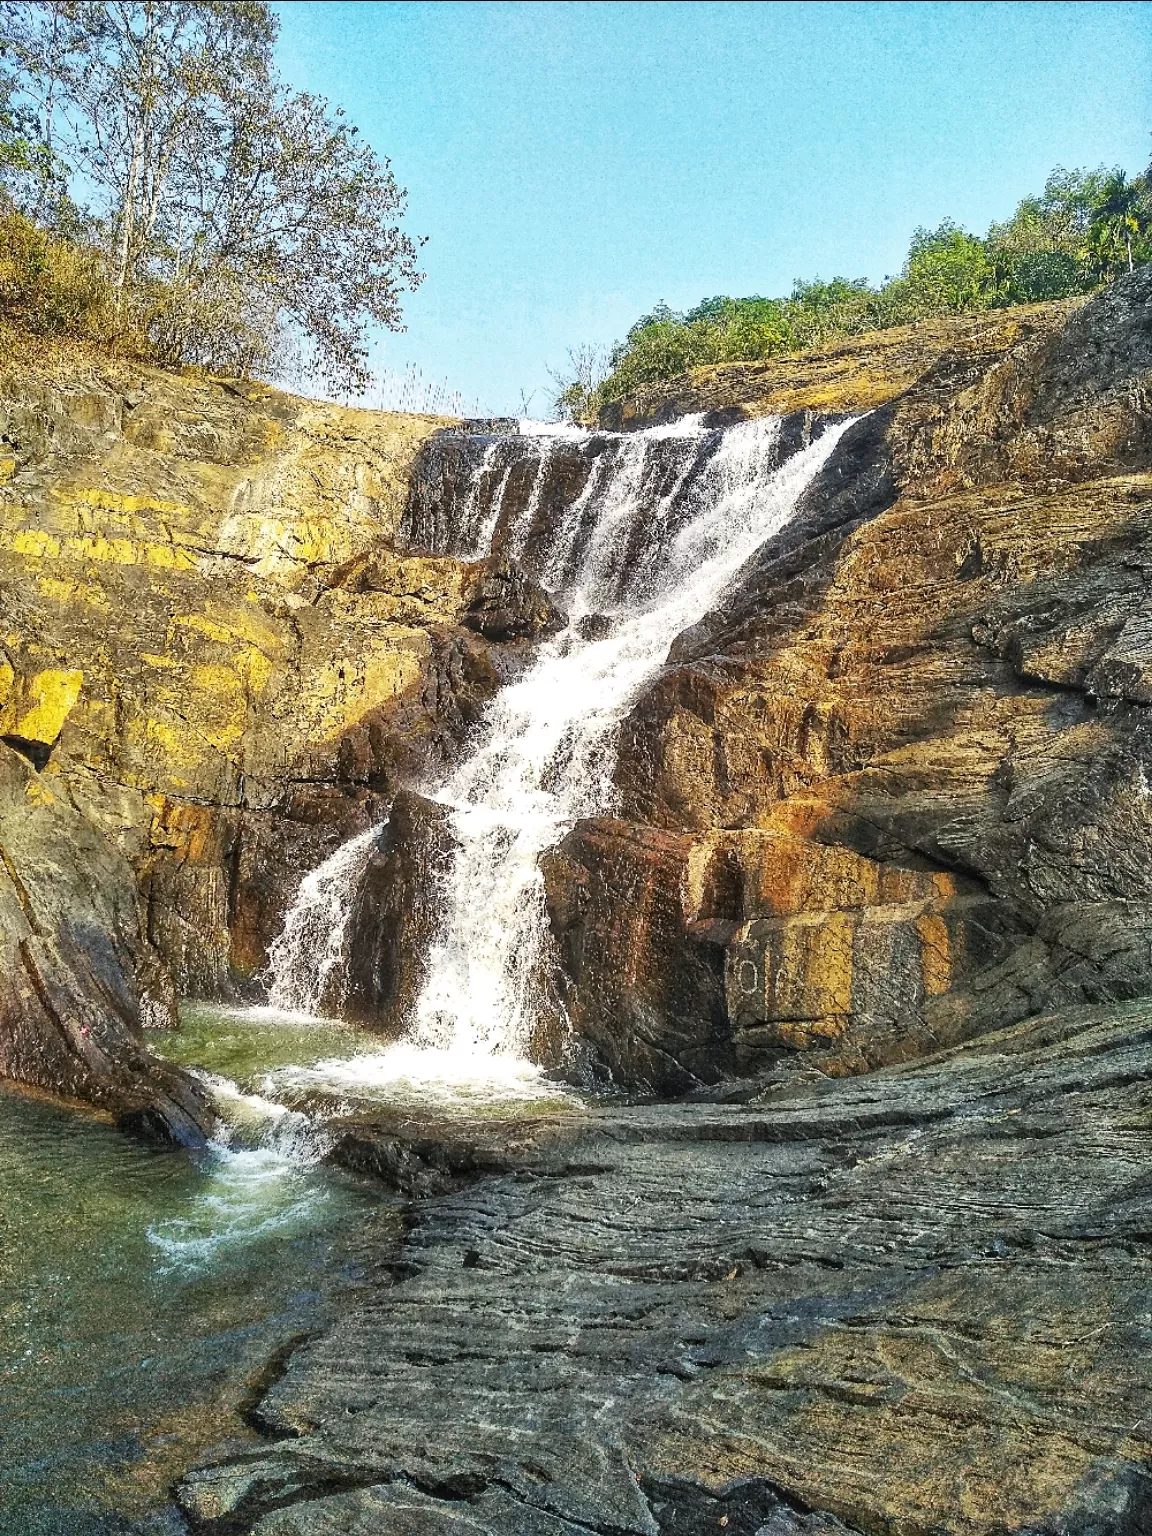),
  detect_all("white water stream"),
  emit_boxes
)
[261,412,853,1100]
